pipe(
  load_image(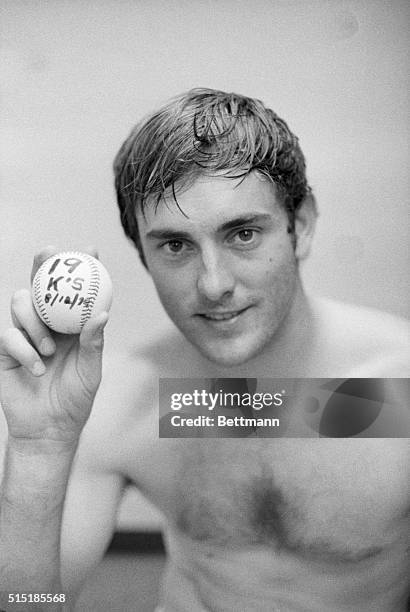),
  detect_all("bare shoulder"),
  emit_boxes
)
[311,296,410,376]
